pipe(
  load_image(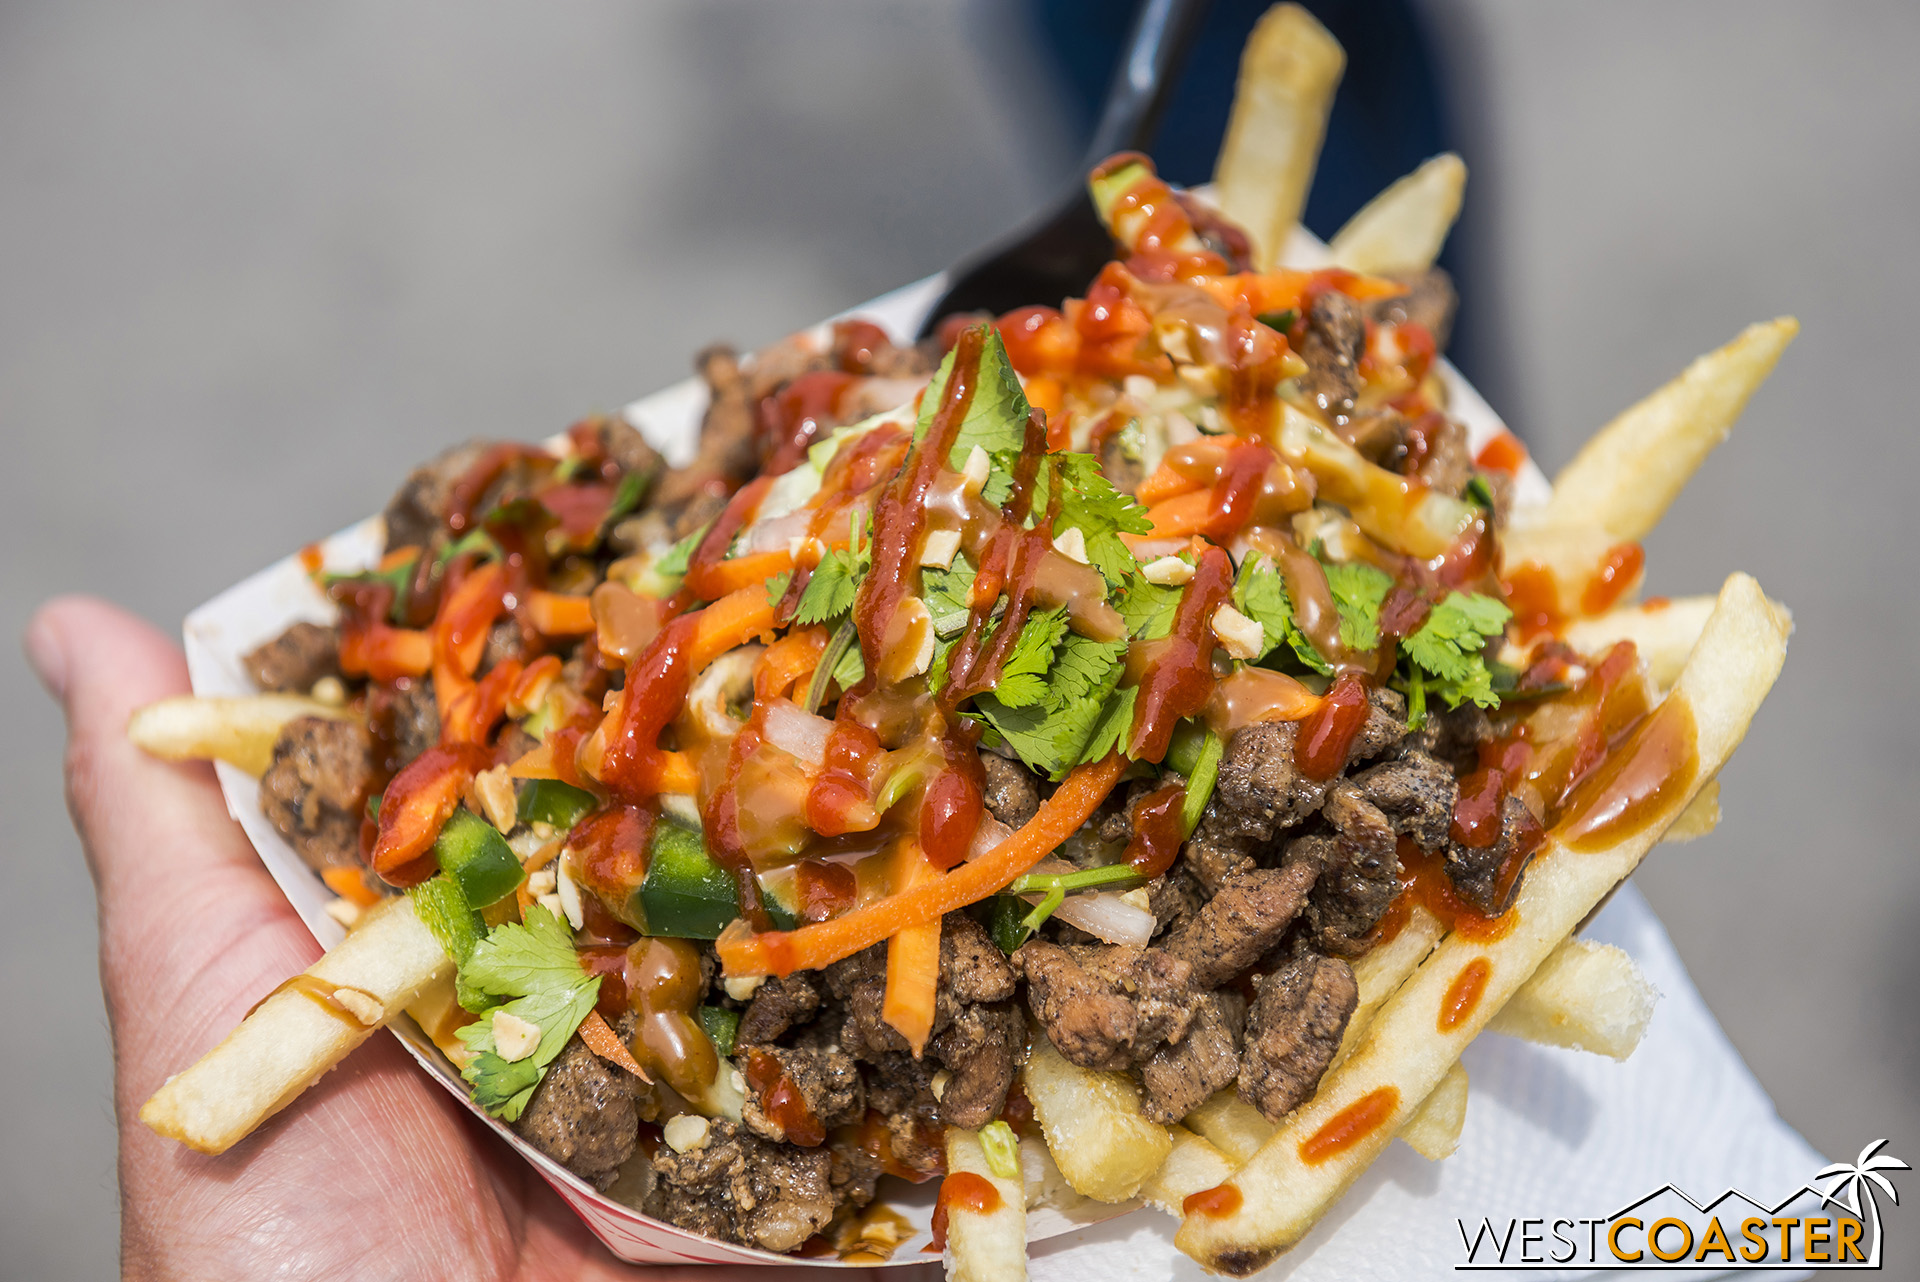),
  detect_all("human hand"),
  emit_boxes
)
[27,597,822,1282]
